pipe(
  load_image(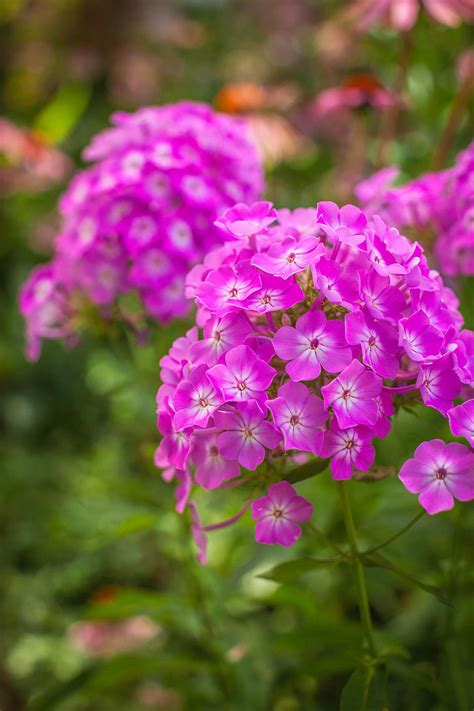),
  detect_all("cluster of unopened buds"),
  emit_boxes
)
[155,200,474,563]
[19,102,263,360]
[356,142,473,277]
